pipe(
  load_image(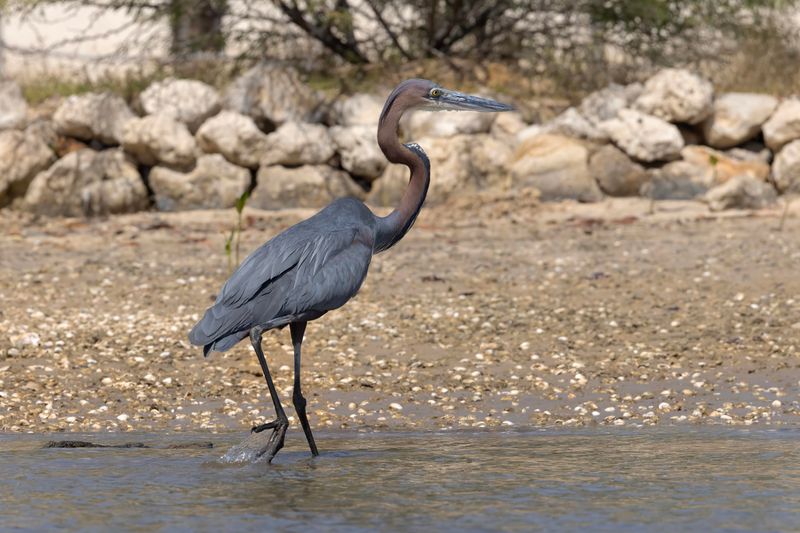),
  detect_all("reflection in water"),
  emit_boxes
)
[1,429,799,531]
